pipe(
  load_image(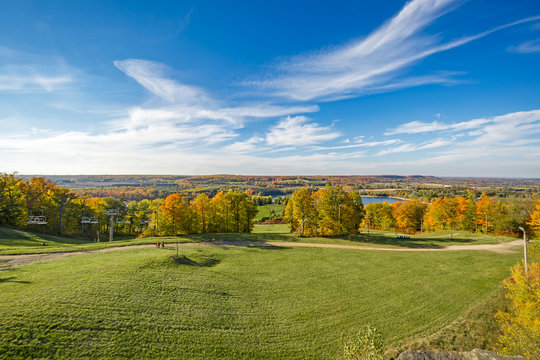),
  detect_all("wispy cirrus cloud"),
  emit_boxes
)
[0,47,76,93]
[114,59,209,104]
[246,0,540,101]
[510,38,540,53]
[385,117,490,135]
[0,74,73,92]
